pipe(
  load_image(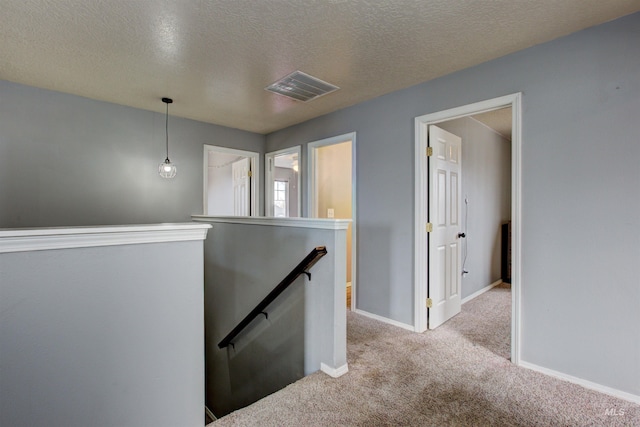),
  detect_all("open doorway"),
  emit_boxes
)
[414,93,521,364]
[435,108,512,358]
[441,108,512,302]
[203,145,259,216]
[265,146,301,218]
[308,133,356,311]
